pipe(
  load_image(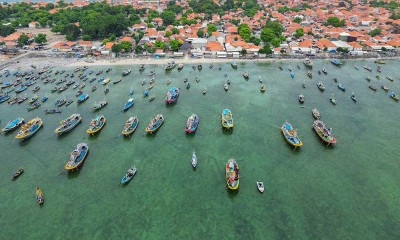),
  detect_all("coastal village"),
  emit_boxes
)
[1,0,400,61]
